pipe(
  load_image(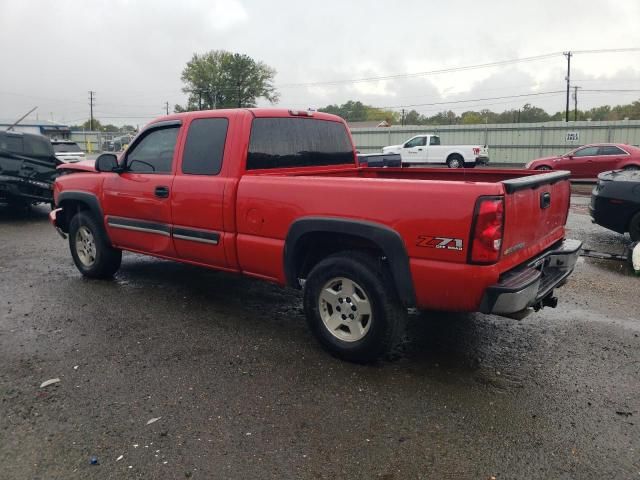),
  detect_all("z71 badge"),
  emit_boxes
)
[416,236,464,251]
